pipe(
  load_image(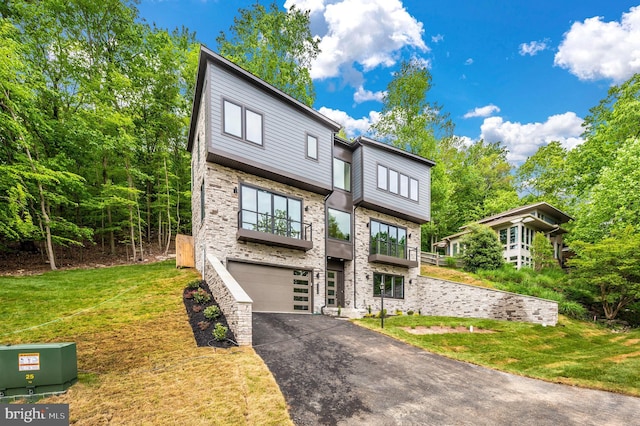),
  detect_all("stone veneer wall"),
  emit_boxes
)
[352,206,422,313]
[416,276,558,326]
[204,254,253,346]
[199,163,327,313]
